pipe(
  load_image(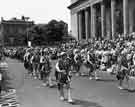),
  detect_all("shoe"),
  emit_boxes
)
[49,84,54,88]
[89,77,93,80]
[95,77,100,80]
[60,96,65,101]
[34,77,37,79]
[68,99,74,103]
[118,86,124,90]
[42,83,48,87]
